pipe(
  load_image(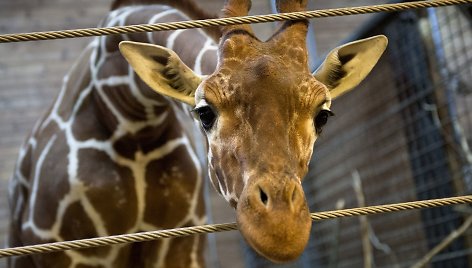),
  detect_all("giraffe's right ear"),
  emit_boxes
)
[313,35,388,99]
[119,41,202,106]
